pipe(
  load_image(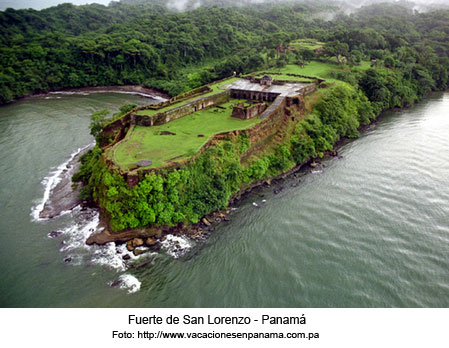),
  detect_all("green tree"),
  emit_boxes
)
[89,109,110,140]
[323,41,349,64]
